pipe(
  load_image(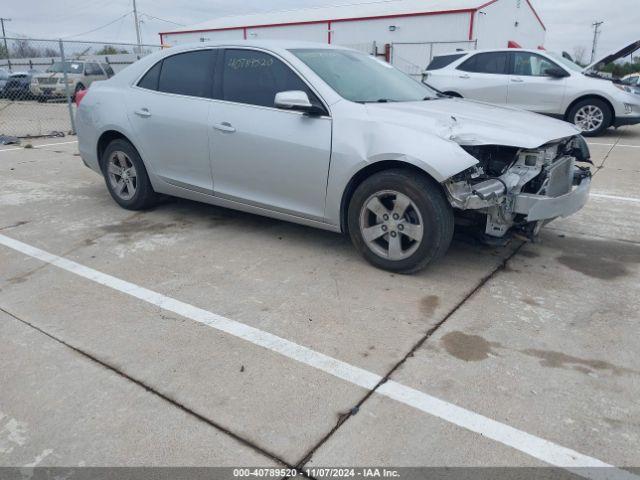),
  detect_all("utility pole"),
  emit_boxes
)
[132,0,142,53]
[1,17,11,72]
[590,21,603,64]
